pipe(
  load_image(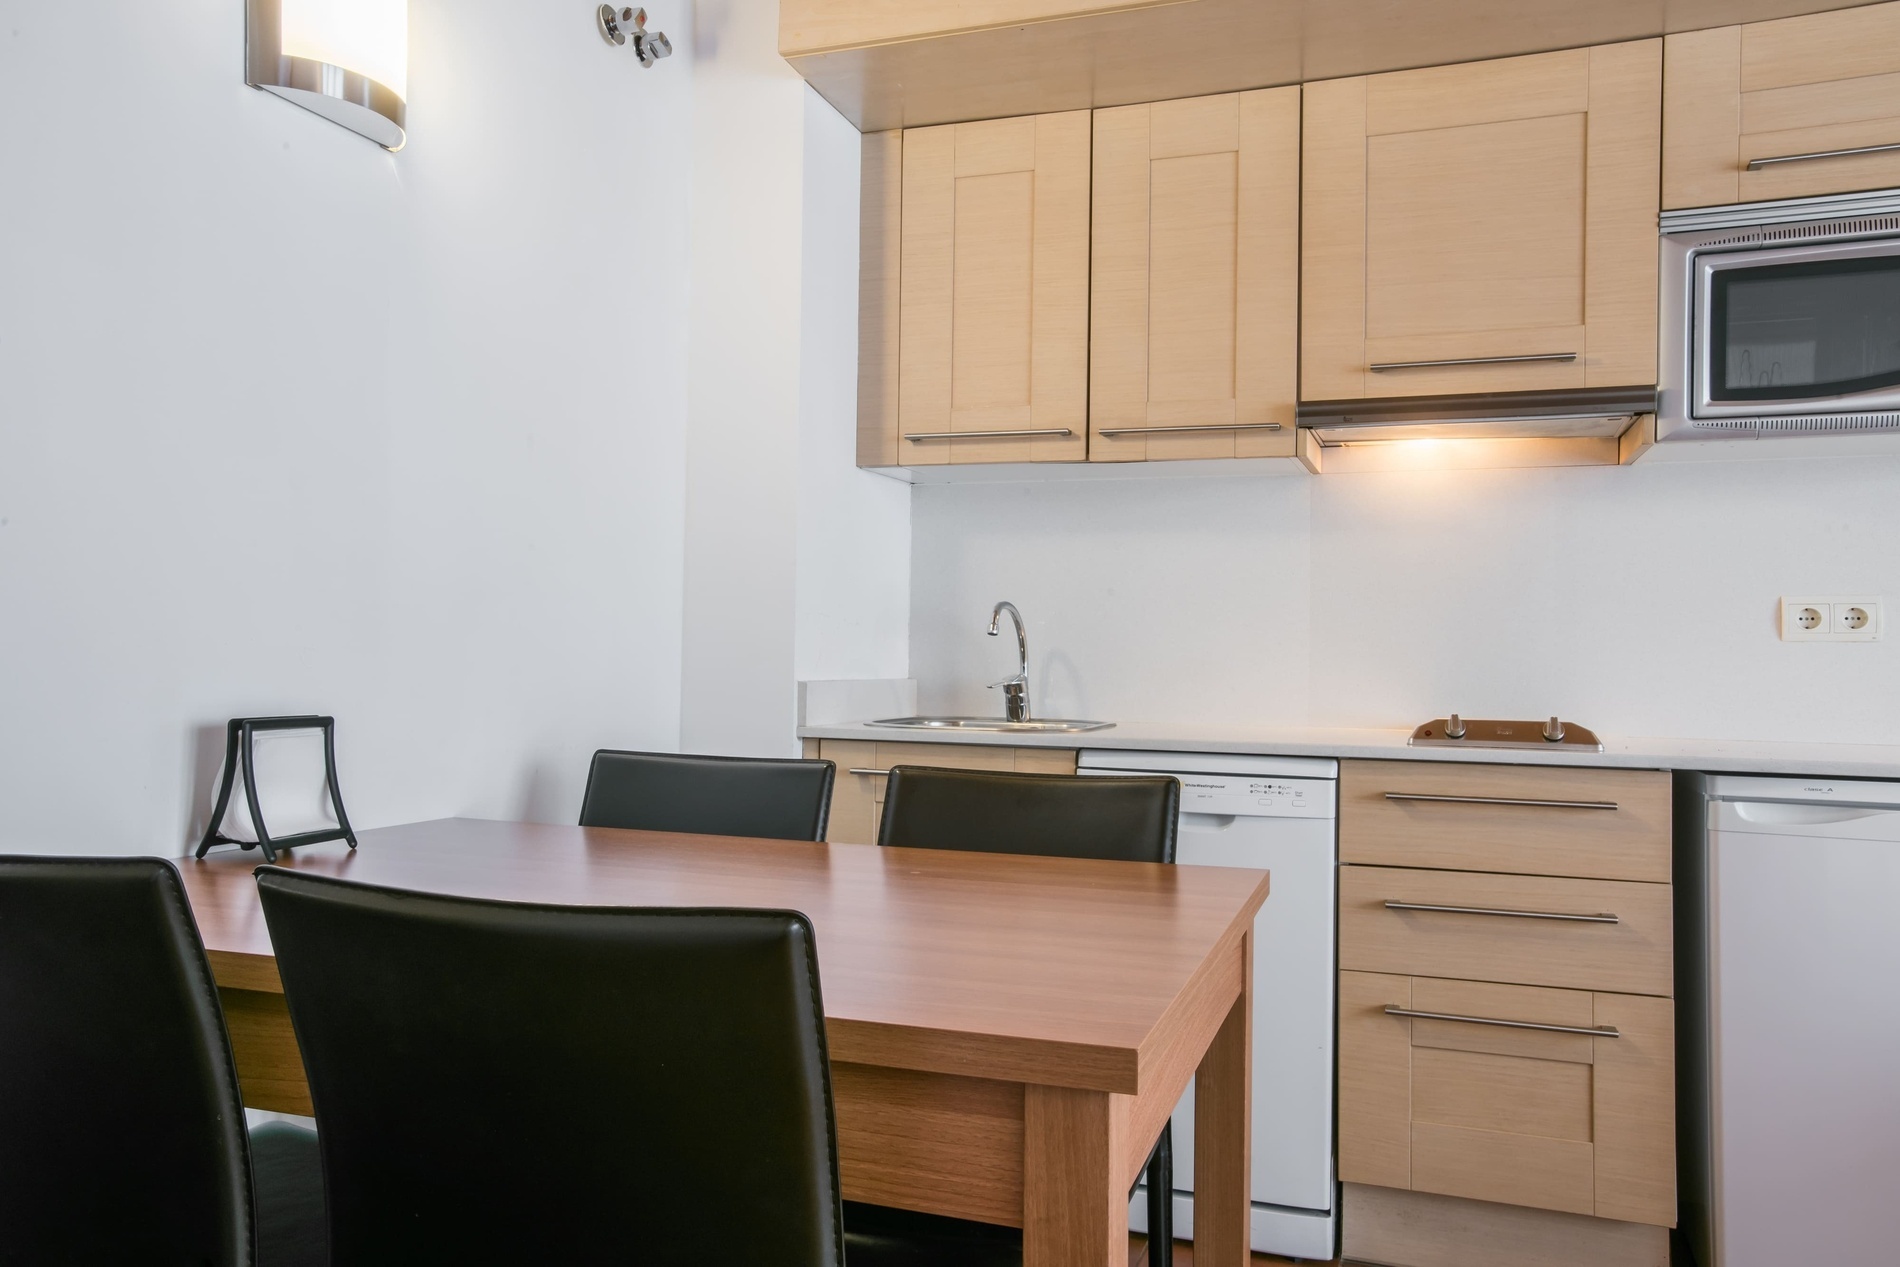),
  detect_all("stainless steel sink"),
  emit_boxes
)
[867,716,1116,734]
